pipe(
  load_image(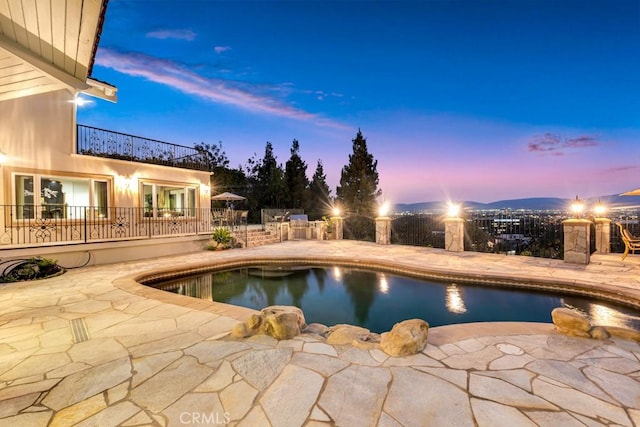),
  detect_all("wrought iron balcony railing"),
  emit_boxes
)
[77,125,210,171]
